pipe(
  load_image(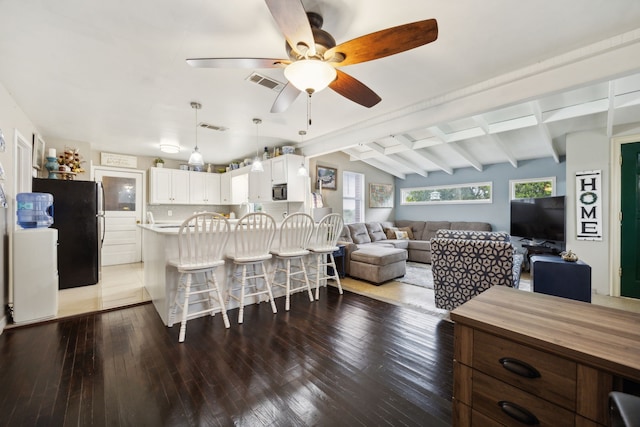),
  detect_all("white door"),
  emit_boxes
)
[93,167,145,266]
